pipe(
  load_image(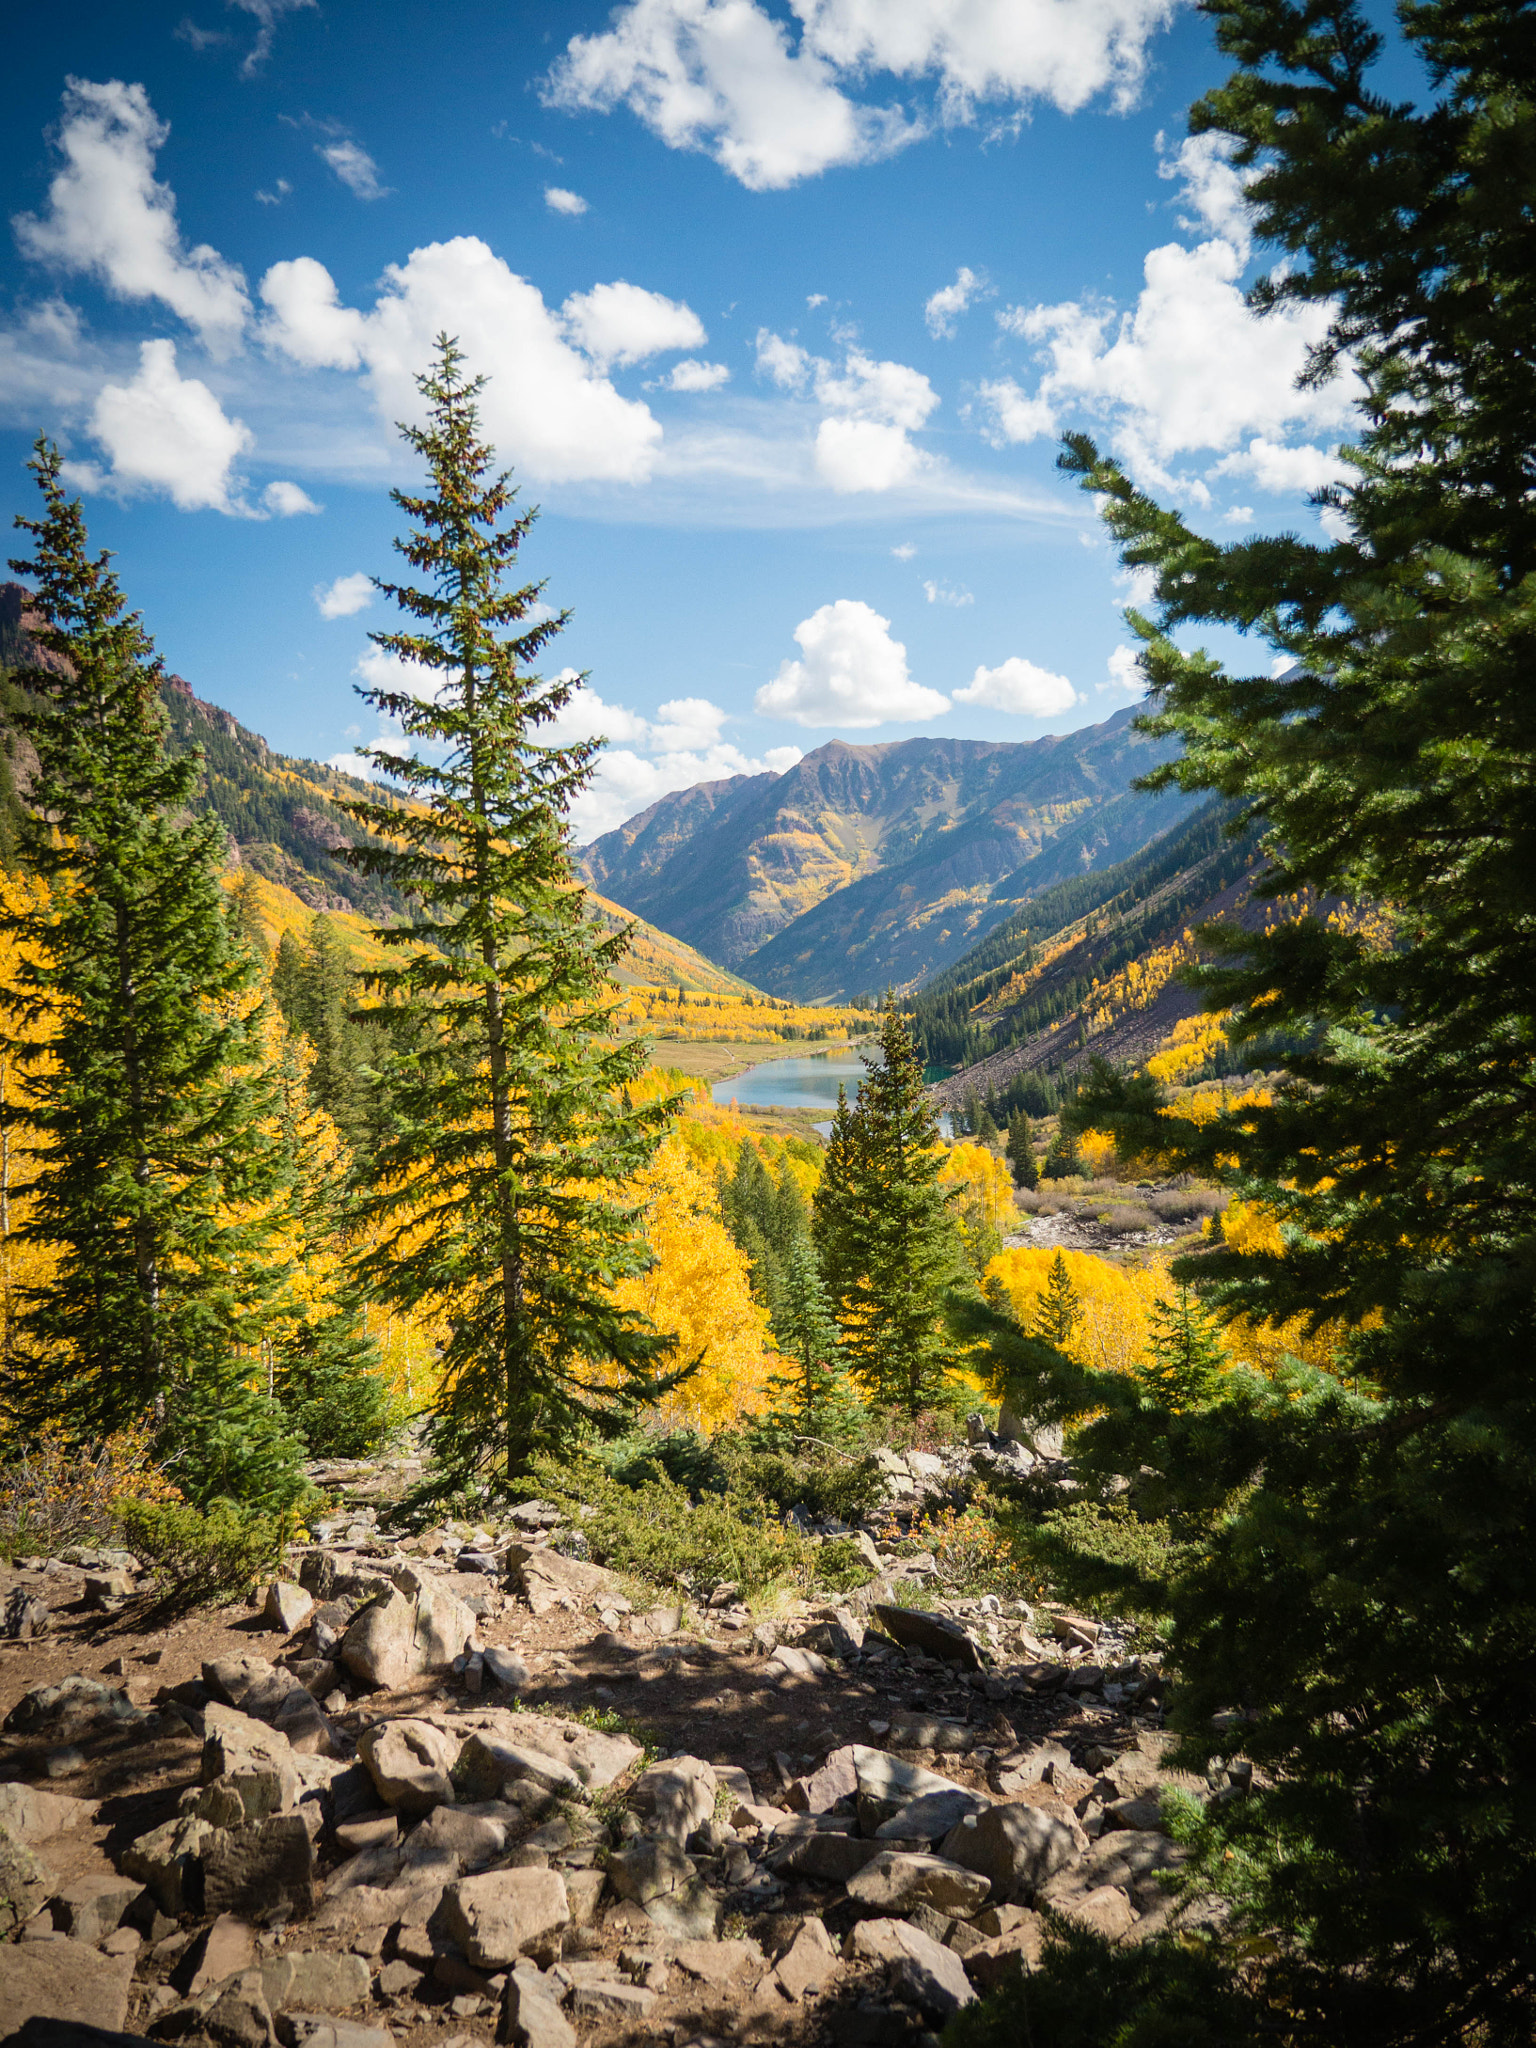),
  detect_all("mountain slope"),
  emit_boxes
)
[578,711,1201,1000]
